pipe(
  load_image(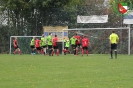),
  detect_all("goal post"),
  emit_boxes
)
[9,36,41,54]
[62,27,131,55]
